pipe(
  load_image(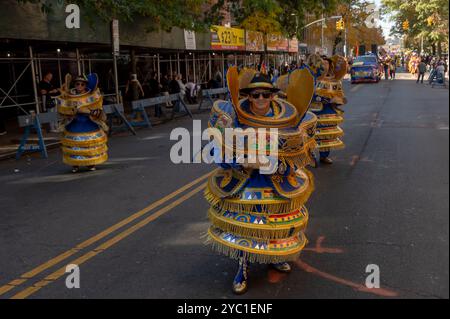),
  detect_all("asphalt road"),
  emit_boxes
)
[0,71,448,299]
